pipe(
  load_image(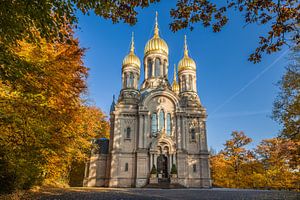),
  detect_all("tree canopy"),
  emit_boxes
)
[273,45,300,140]
[0,34,109,192]
[211,131,300,190]
[1,0,299,63]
